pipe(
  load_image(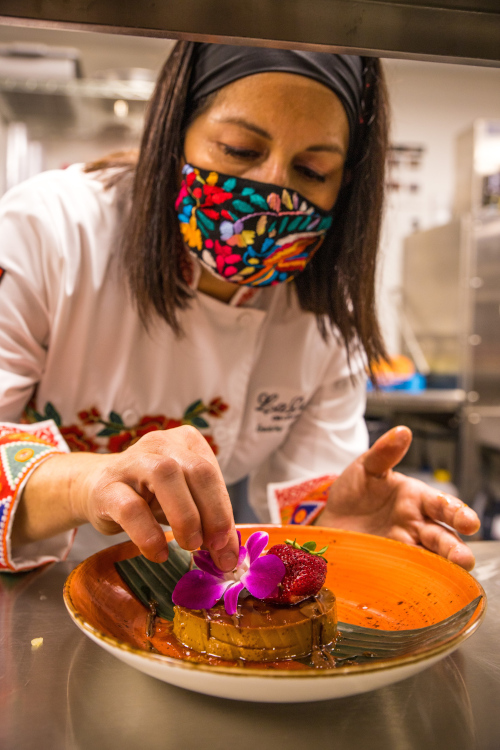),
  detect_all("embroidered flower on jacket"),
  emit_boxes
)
[23,397,229,455]
[60,425,99,452]
[207,397,229,418]
[107,415,183,452]
[77,407,102,425]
